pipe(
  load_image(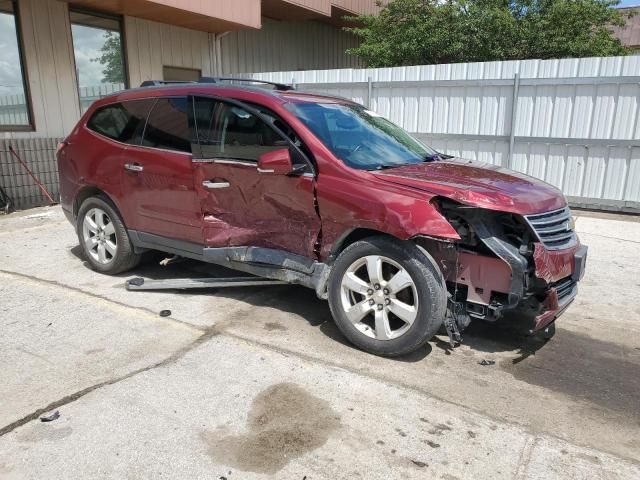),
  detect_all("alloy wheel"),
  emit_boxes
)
[82,207,117,265]
[340,255,419,340]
